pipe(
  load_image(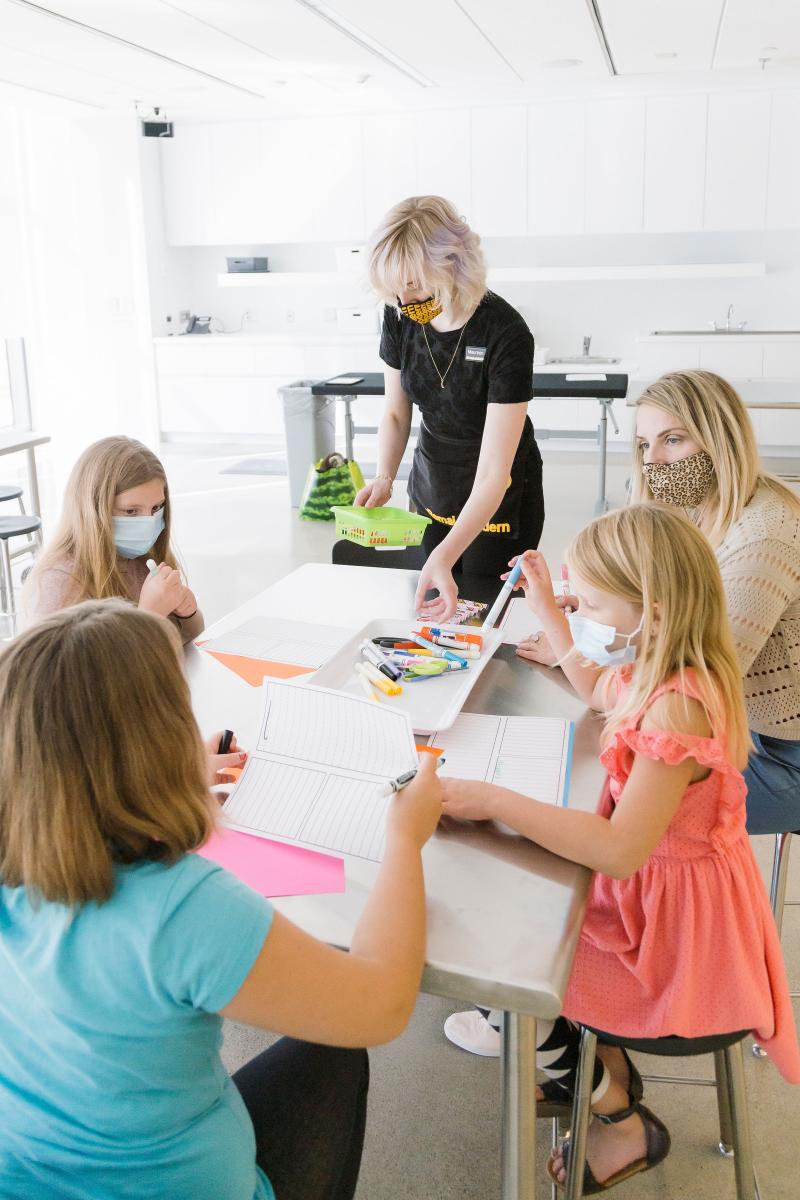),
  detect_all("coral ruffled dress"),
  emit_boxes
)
[563,670,800,1083]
